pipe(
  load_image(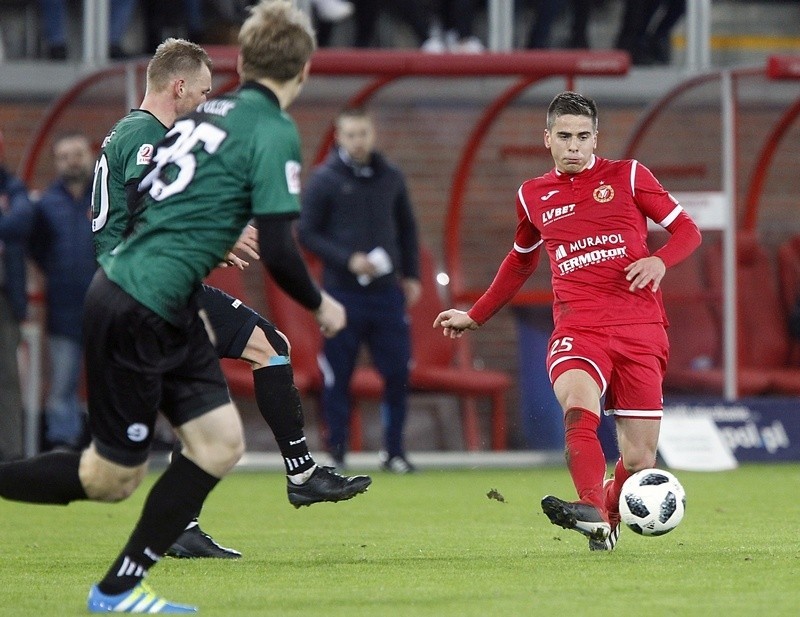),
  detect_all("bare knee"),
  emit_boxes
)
[79,446,148,502]
[553,369,602,415]
[616,418,660,472]
[182,432,244,477]
[242,318,293,370]
[241,327,285,369]
[176,404,245,477]
[622,449,657,473]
